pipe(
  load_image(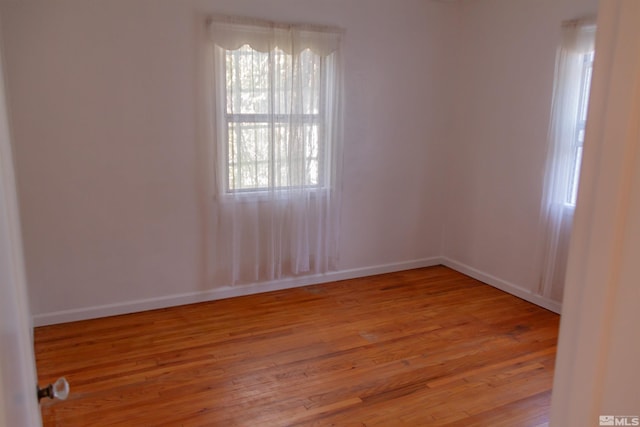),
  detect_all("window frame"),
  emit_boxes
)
[567,50,595,206]
[215,44,333,195]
